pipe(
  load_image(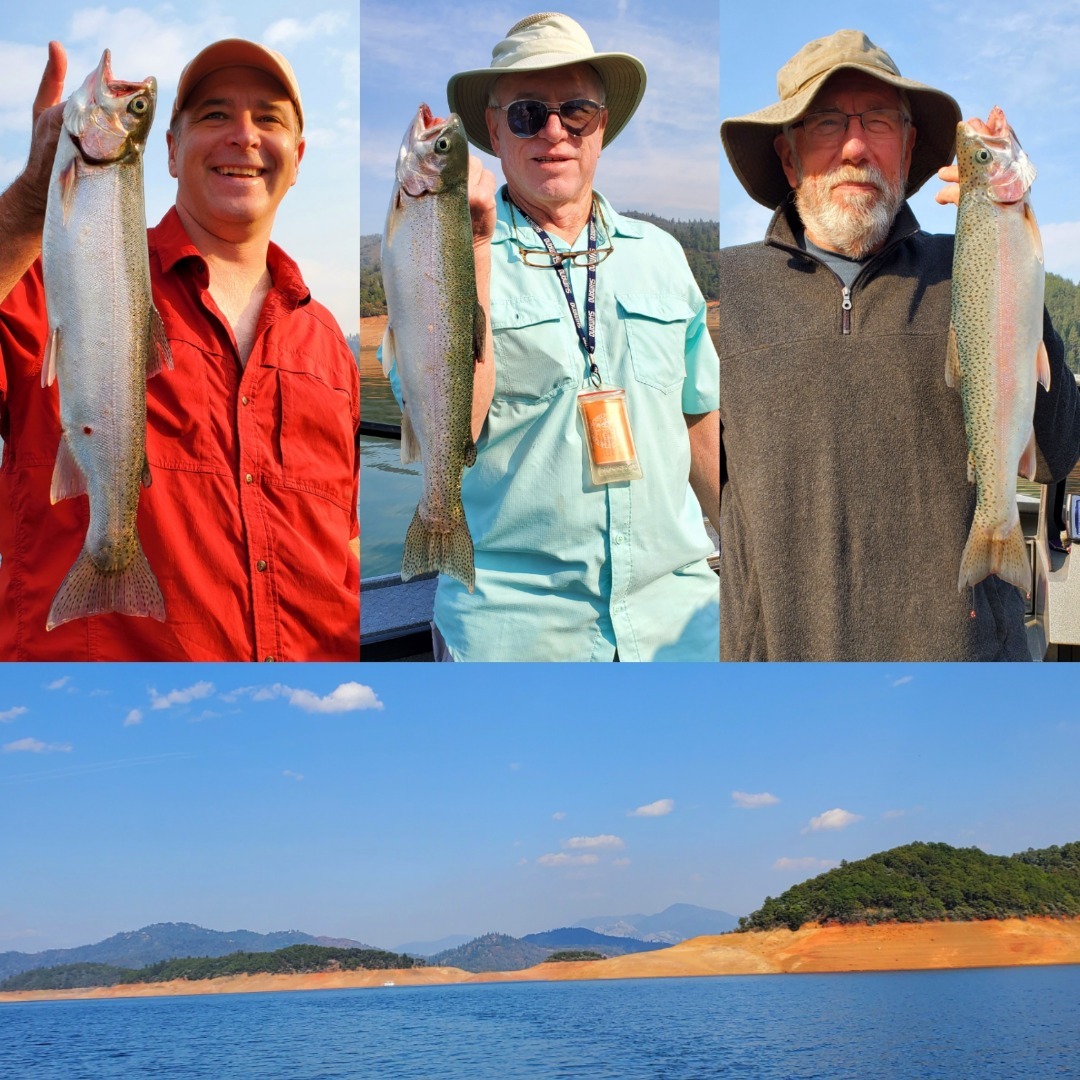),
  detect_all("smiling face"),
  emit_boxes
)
[167,65,305,242]
[485,62,607,234]
[774,72,916,257]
